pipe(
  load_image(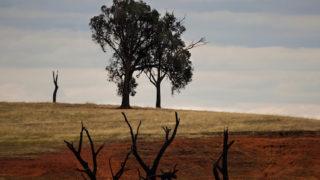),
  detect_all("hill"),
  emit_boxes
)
[0,102,319,157]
